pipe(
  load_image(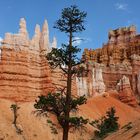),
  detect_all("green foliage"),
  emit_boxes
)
[46,44,82,74]
[34,93,88,128]
[54,5,87,33]
[69,116,89,129]
[35,5,87,140]
[47,5,87,75]
[10,104,20,125]
[10,104,22,134]
[10,104,20,112]
[47,119,58,134]
[90,107,119,138]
